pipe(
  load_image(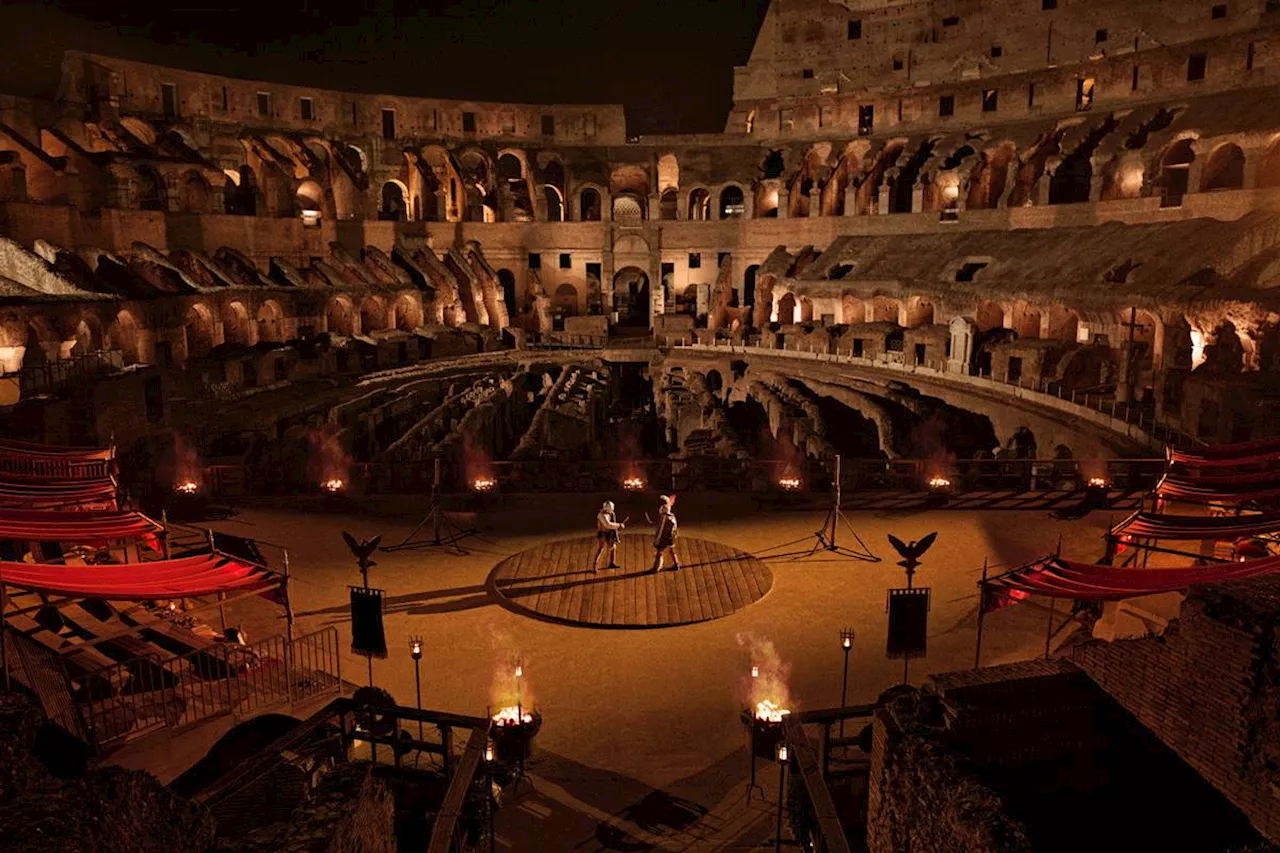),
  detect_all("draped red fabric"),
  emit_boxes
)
[0,479,118,511]
[1161,469,1280,487]
[1169,436,1280,468]
[981,553,1280,613]
[1155,476,1280,505]
[0,509,162,543]
[0,437,115,461]
[1111,509,1280,540]
[0,553,278,599]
